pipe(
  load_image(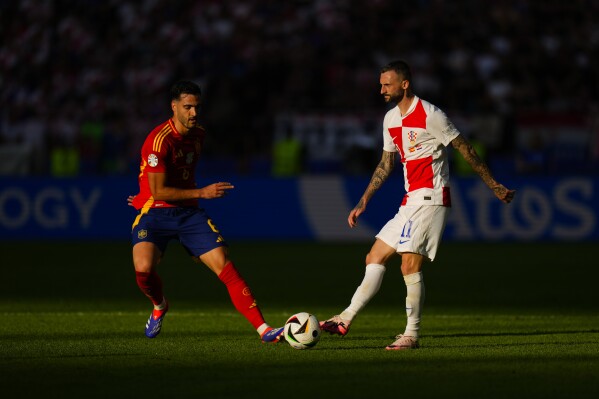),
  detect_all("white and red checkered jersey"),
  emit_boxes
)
[382,96,460,207]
